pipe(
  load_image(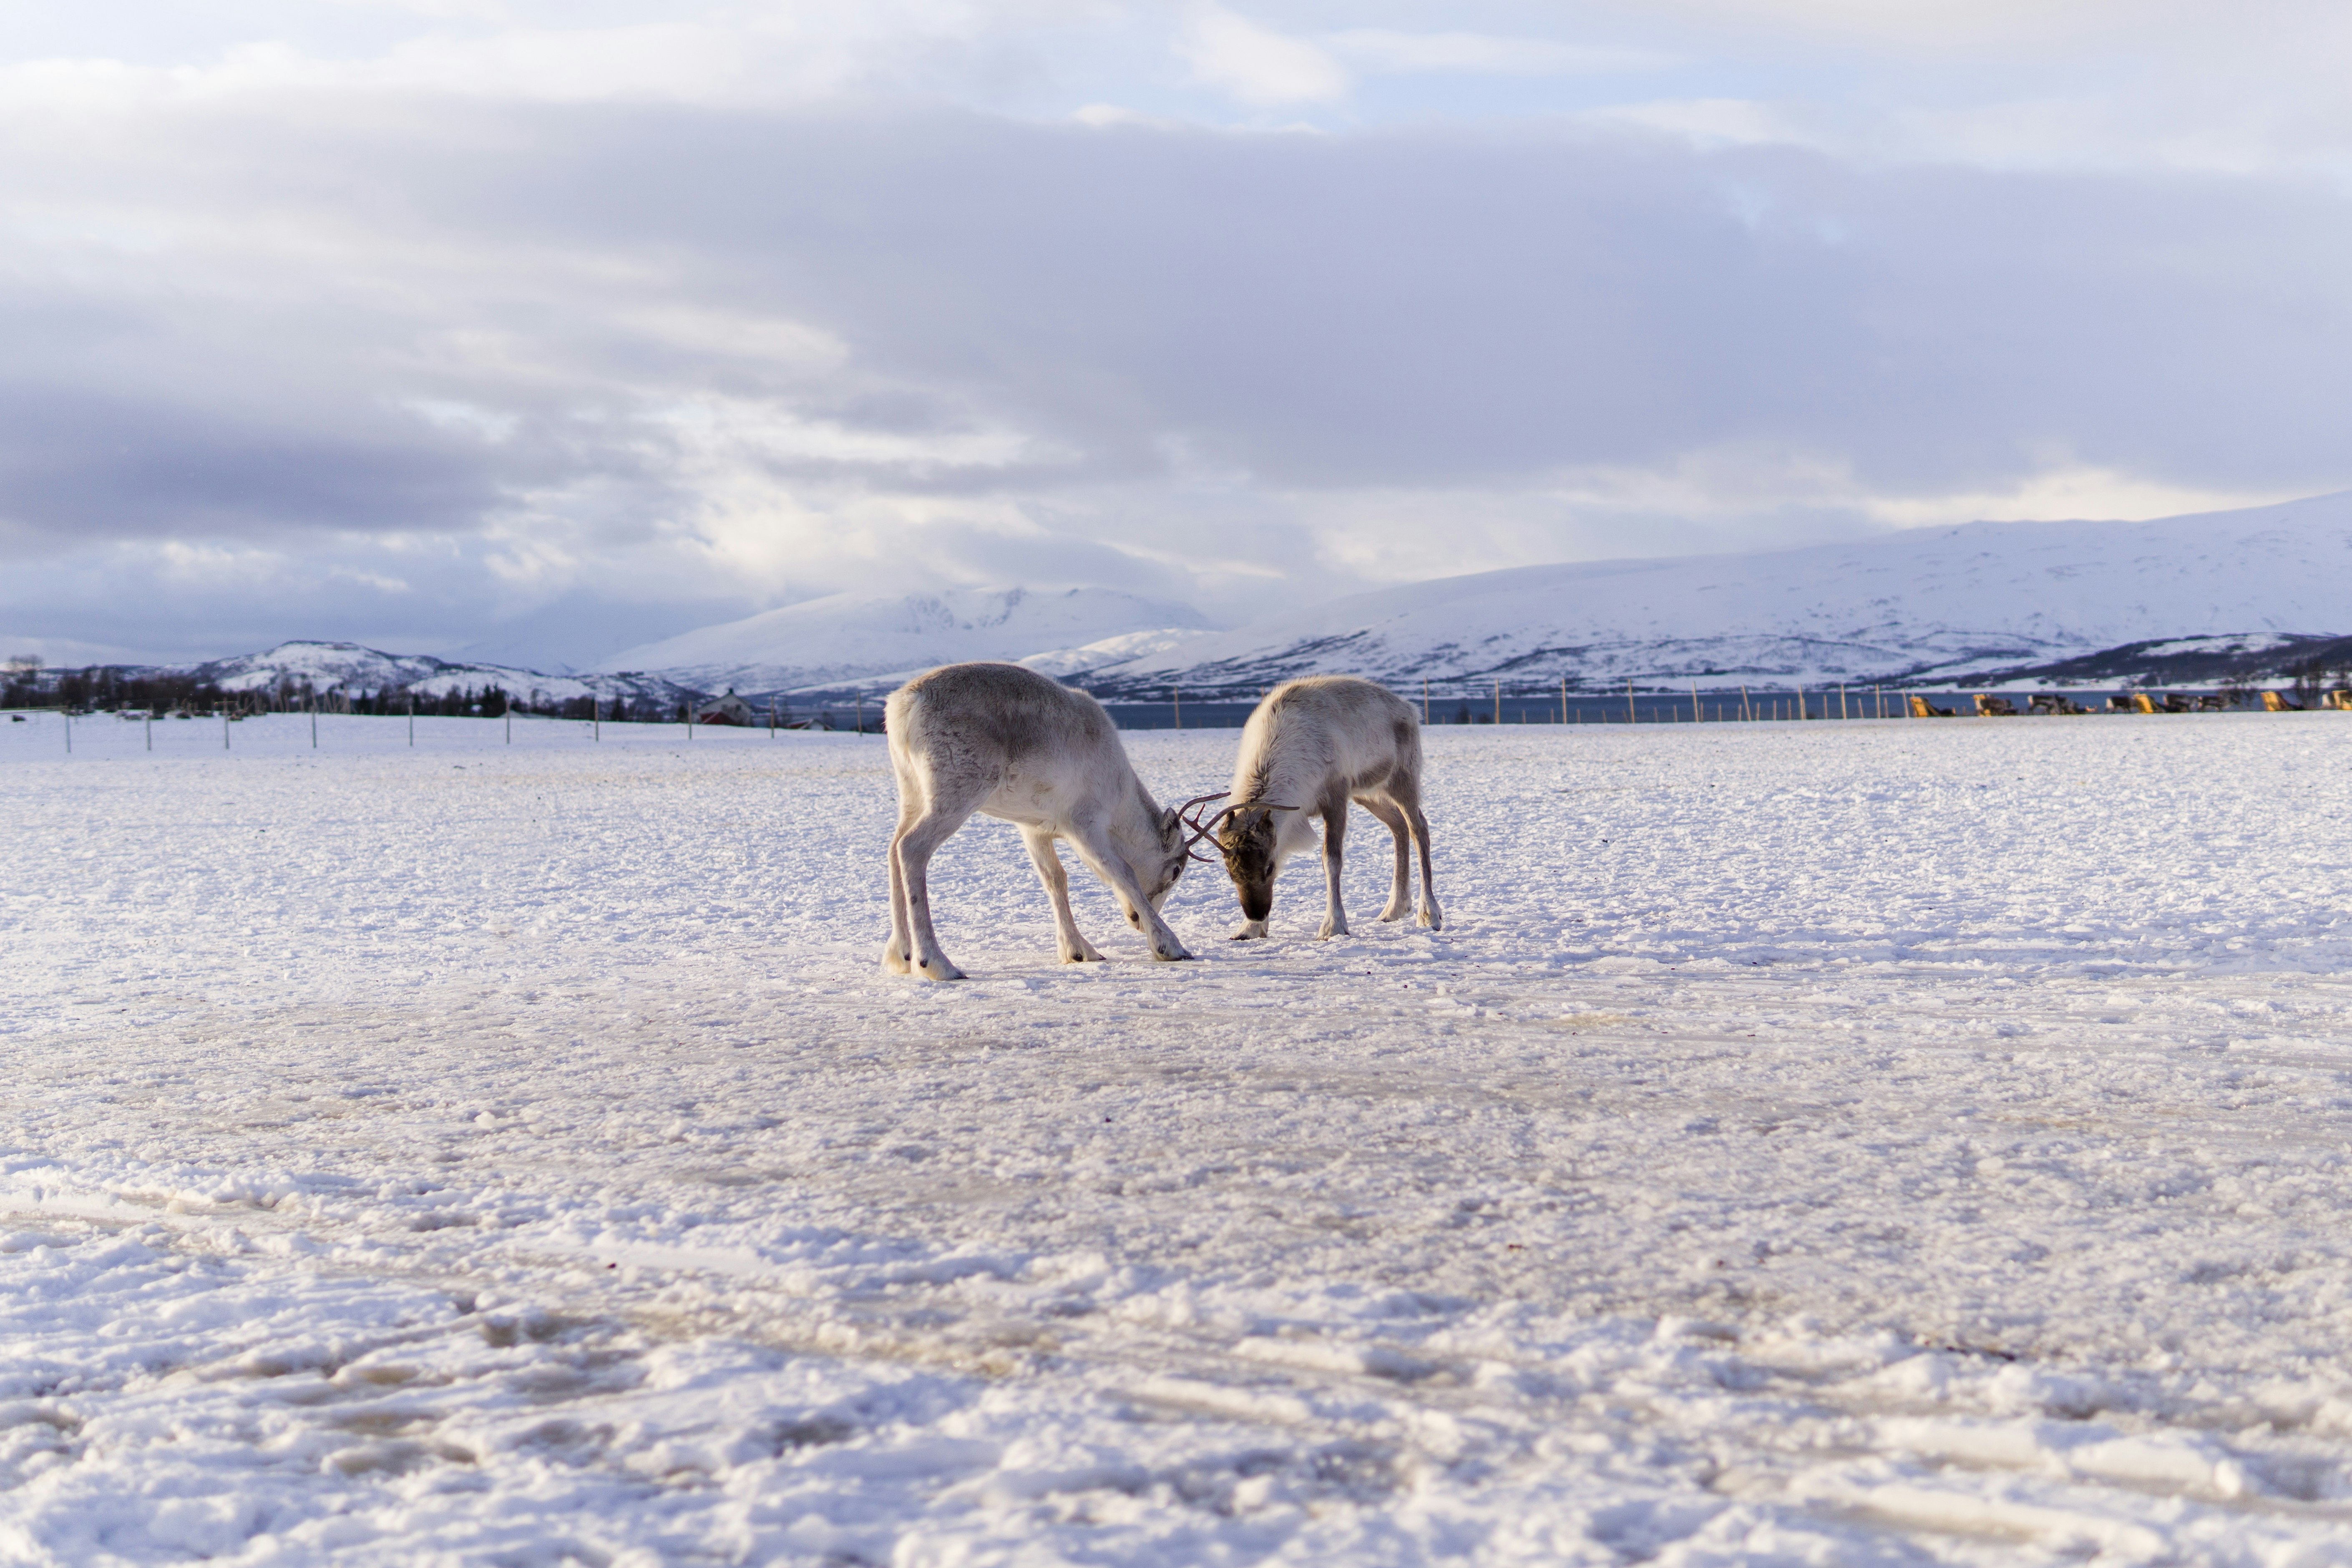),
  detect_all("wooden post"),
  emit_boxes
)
[144,708,151,751]
[1493,680,1500,726]
[768,695,776,737]
[1875,684,1883,720]
[1839,684,1849,721]
[222,707,229,749]
[409,695,416,747]
[1173,686,1181,730]
[1740,684,1750,722]
[1796,682,1806,720]
[505,706,511,744]
[856,695,863,734]
[1422,677,1429,724]
[311,697,318,749]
